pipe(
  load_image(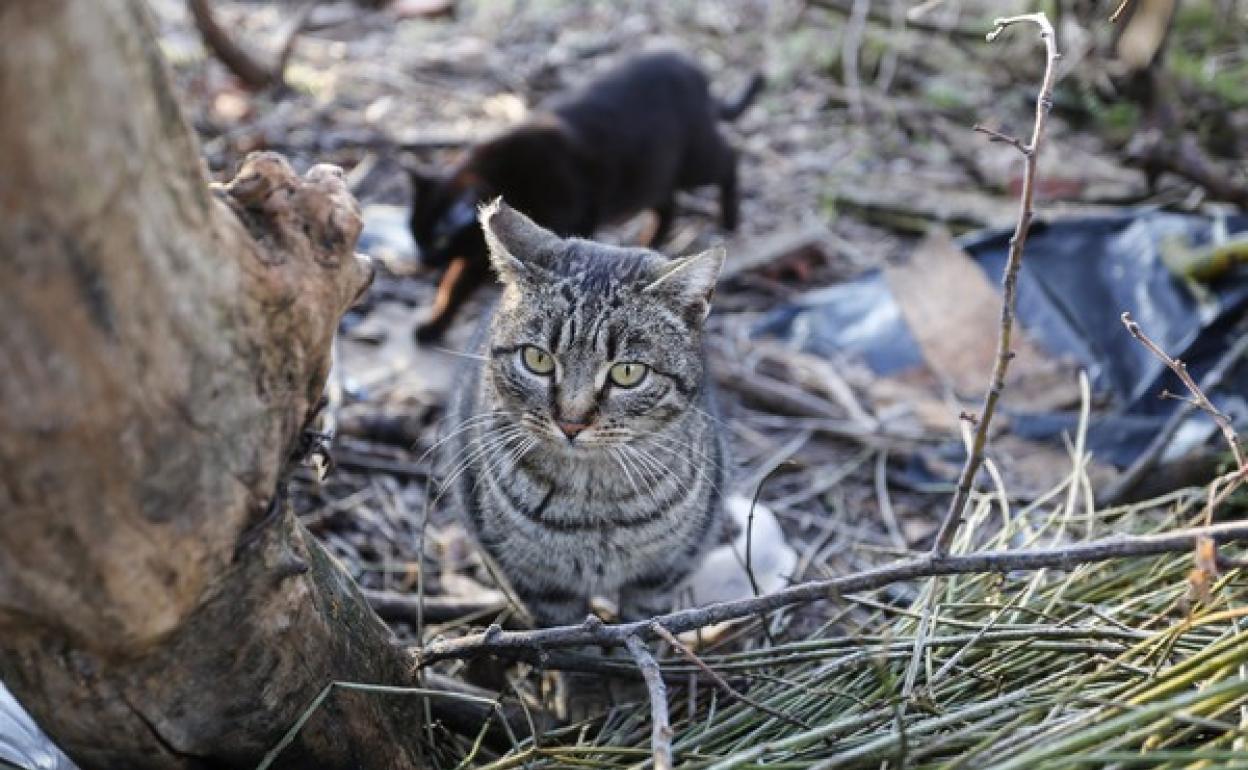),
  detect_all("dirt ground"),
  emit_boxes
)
[146,0,1242,649]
